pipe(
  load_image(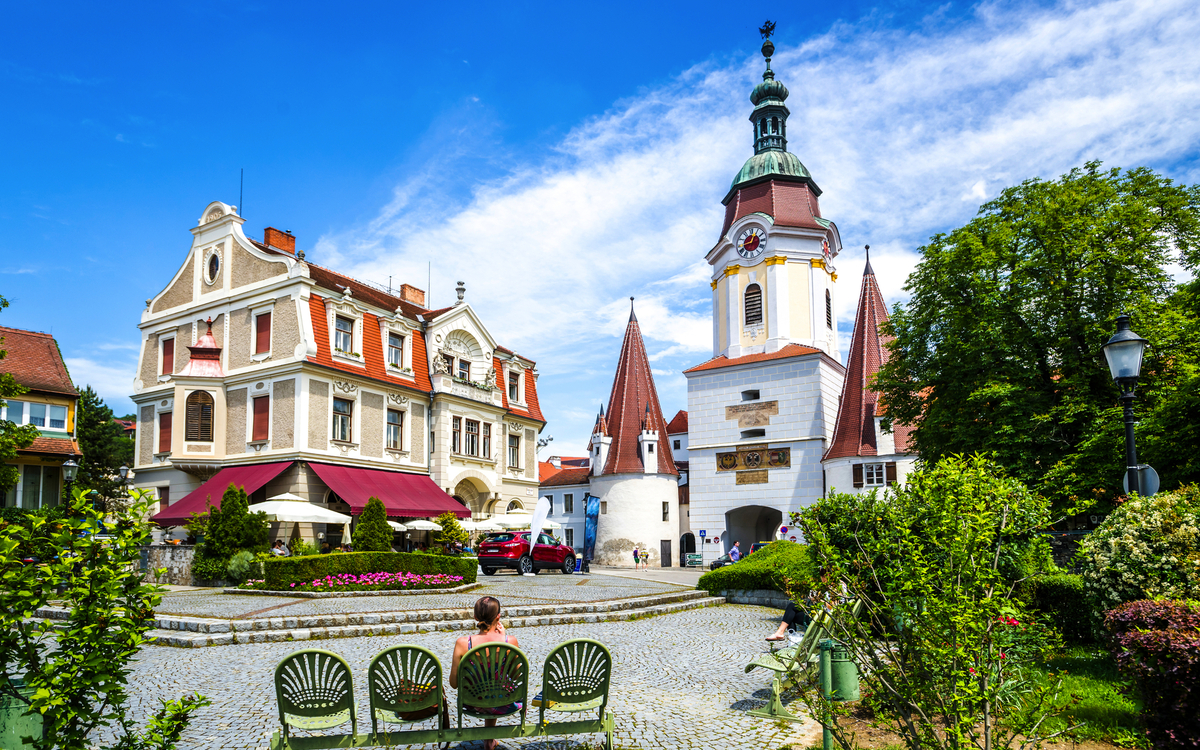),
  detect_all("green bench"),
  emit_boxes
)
[271,638,615,749]
[743,599,864,723]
